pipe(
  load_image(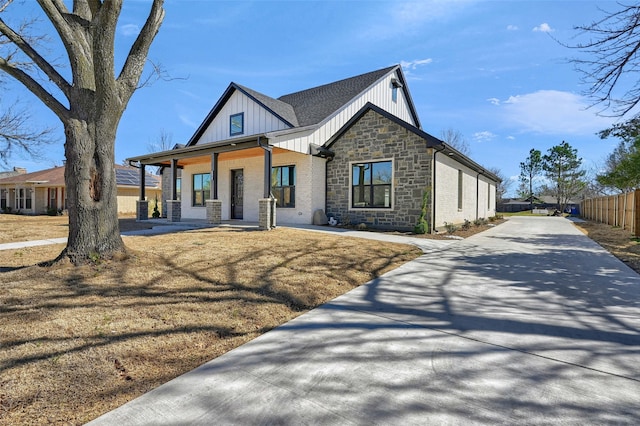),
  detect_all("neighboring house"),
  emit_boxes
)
[0,164,161,215]
[127,65,499,231]
[0,167,27,180]
[498,196,580,213]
